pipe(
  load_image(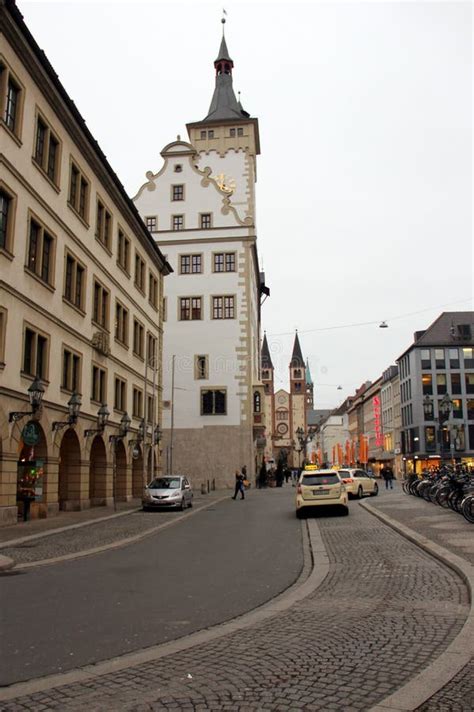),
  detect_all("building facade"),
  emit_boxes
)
[397,312,474,473]
[0,0,170,525]
[381,365,402,476]
[133,29,267,487]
